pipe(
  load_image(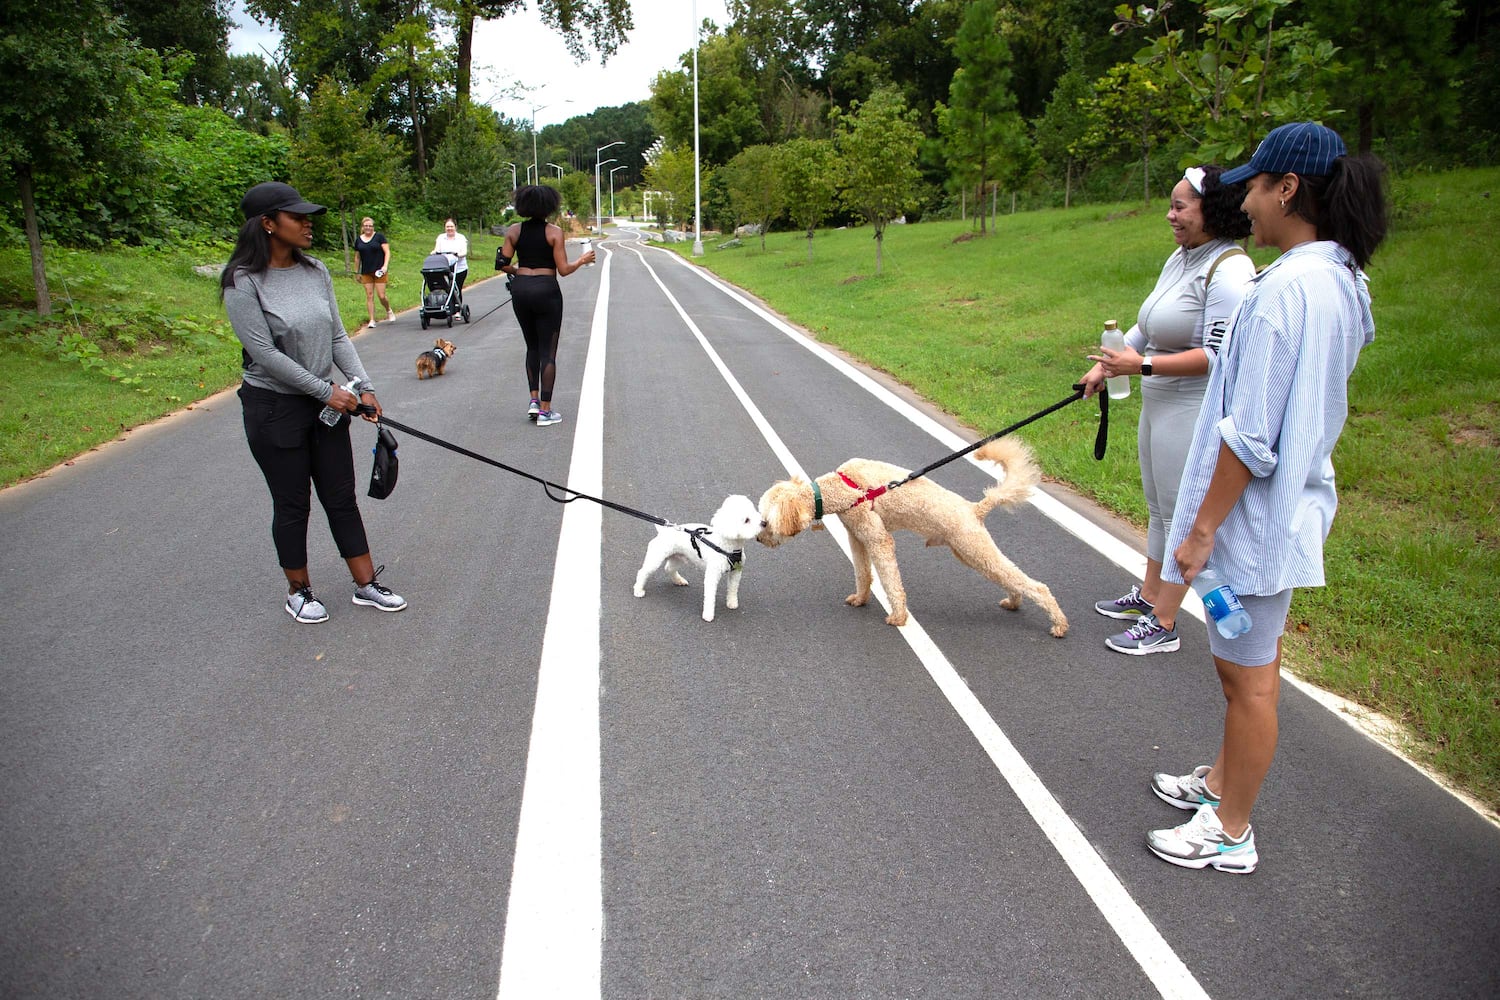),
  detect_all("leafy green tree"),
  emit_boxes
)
[641,145,698,231]
[1299,0,1462,155]
[0,0,150,314]
[110,0,234,104]
[291,79,400,273]
[1080,62,1178,204]
[777,137,839,261]
[1116,0,1341,168]
[1032,34,1096,208]
[159,104,291,236]
[937,0,1023,234]
[648,28,766,165]
[832,85,923,275]
[223,52,298,134]
[428,108,508,234]
[559,172,593,222]
[721,144,782,249]
[370,10,451,179]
